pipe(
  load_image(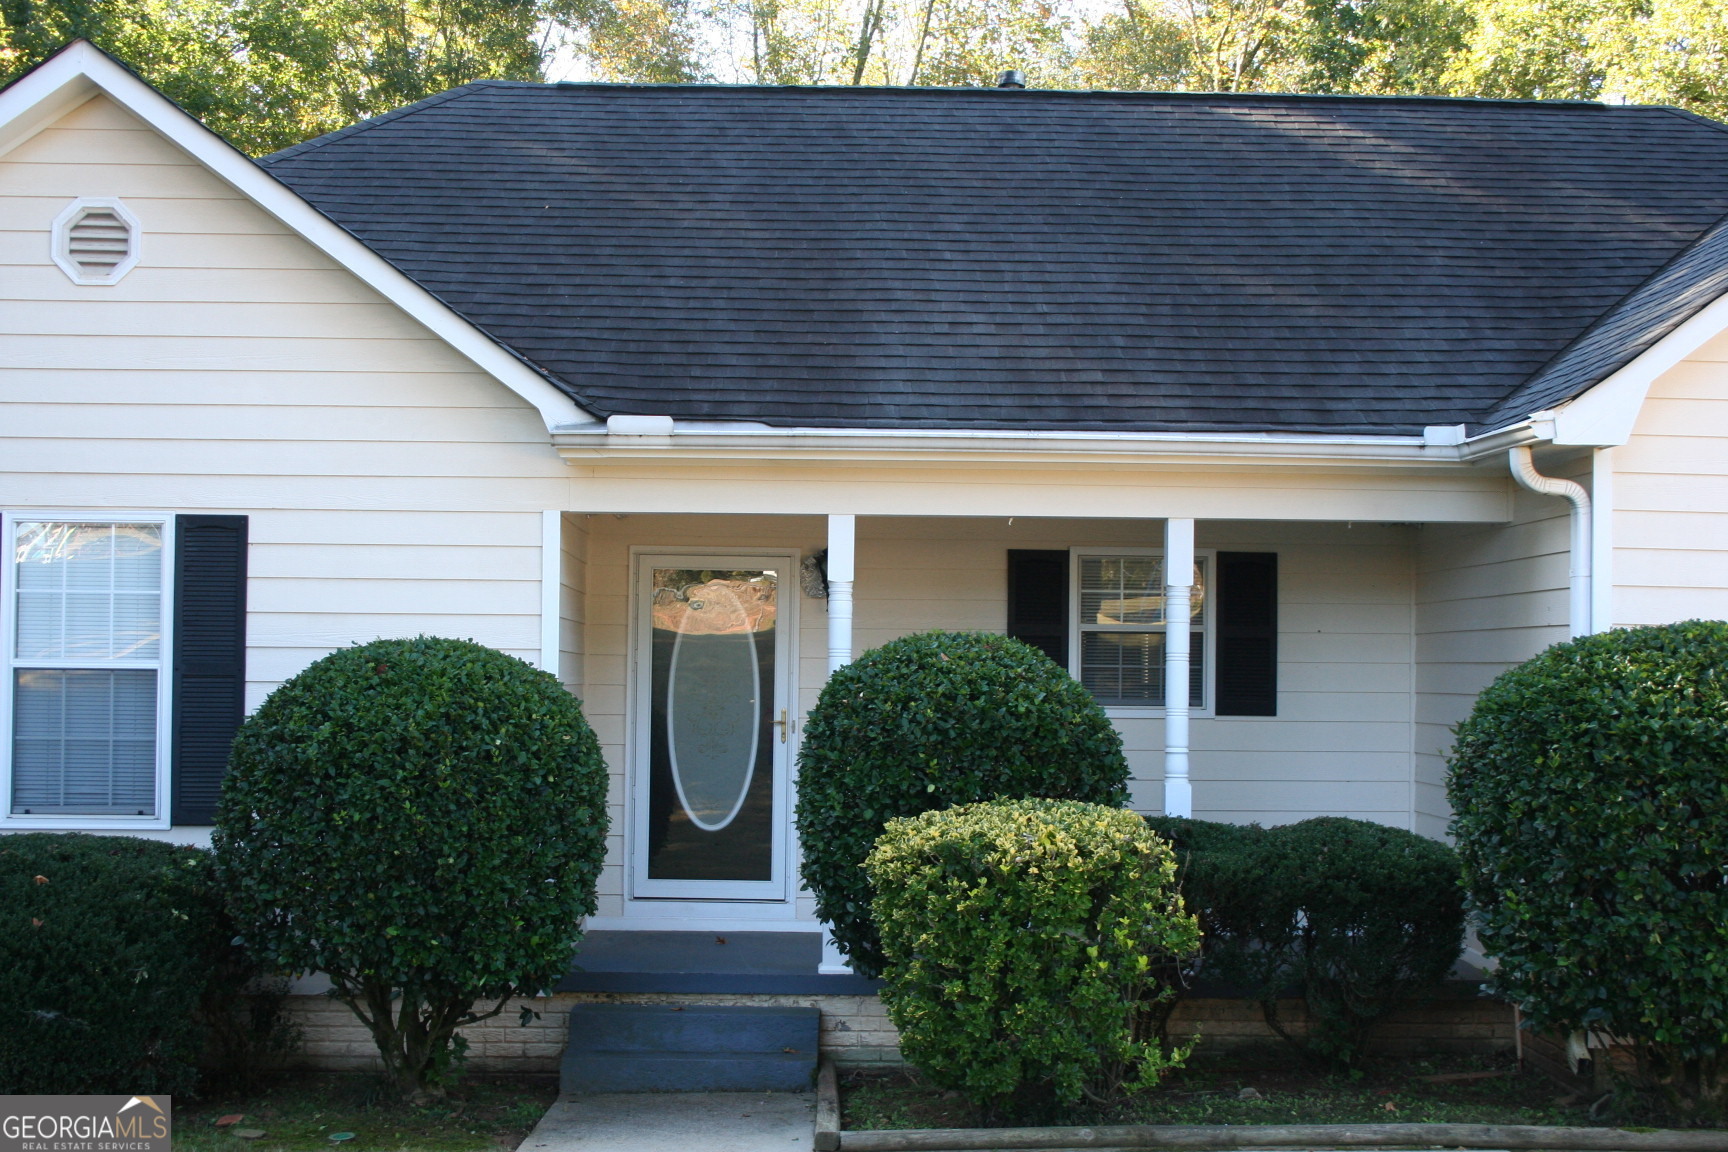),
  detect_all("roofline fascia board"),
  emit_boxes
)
[1545,279,1728,447]
[0,42,594,434]
[0,64,98,156]
[553,423,1540,468]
